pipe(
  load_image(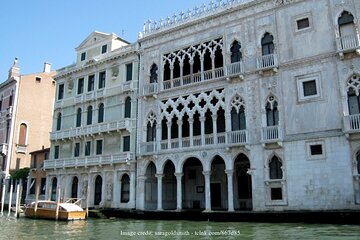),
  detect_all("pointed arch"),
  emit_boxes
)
[261,32,274,56]
[87,105,93,125]
[230,40,242,63]
[269,155,283,180]
[98,103,104,123]
[265,95,279,126]
[150,63,158,83]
